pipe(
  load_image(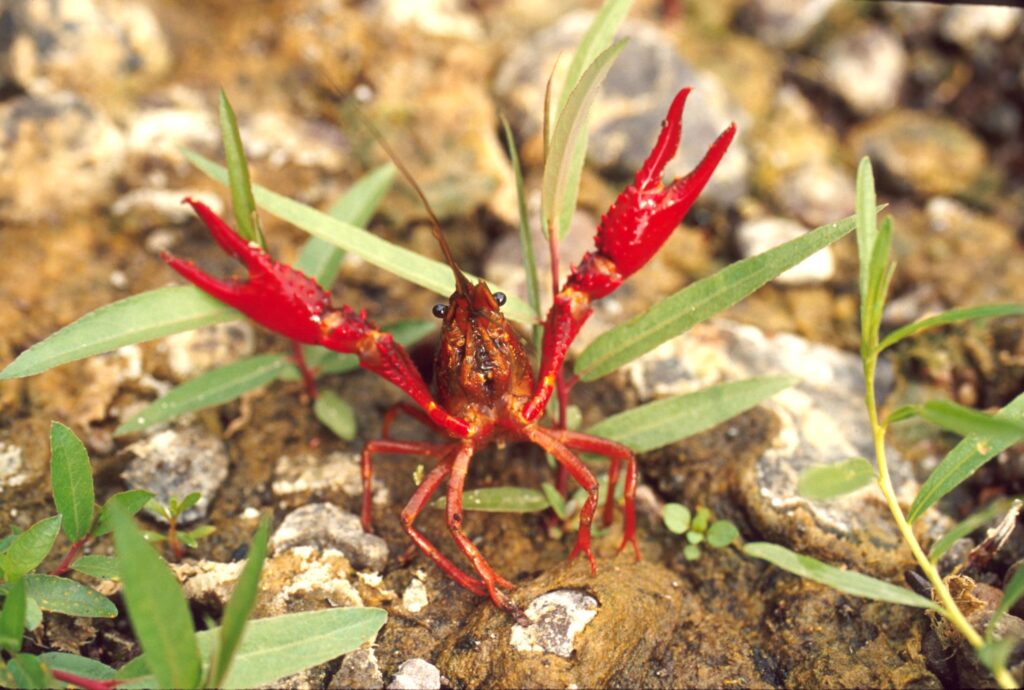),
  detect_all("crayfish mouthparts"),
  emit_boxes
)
[165,87,733,613]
